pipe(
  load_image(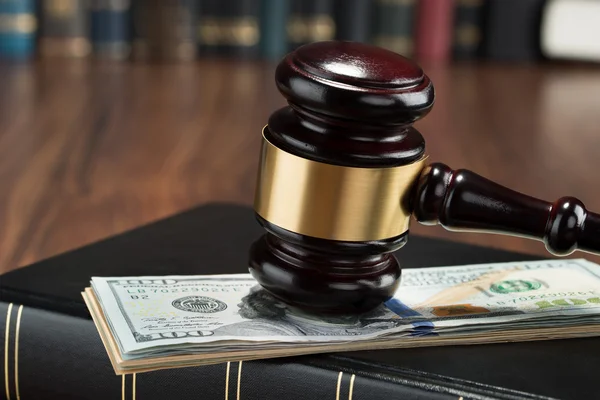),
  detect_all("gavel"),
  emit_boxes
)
[247,41,600,315]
